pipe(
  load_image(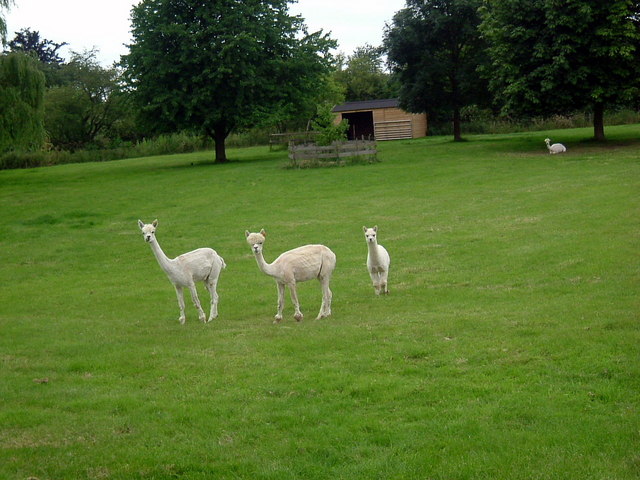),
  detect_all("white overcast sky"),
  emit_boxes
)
[4,0,406,66]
